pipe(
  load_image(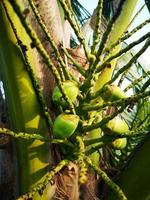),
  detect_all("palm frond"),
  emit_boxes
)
[145,0,150,12]
[103,0,121,19]
[71,0,91,25]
